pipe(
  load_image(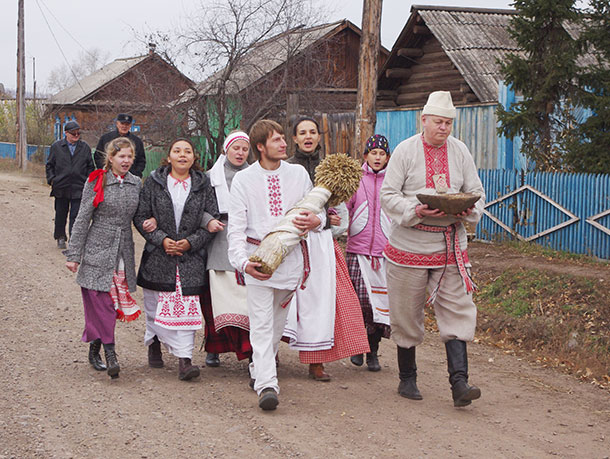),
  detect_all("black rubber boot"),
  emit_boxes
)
[88,339,106,371]
[148,336,164,368]
[103,343,120,379]
[445,339,481,407]
[397,346,422,400]
[366,330,382,372]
